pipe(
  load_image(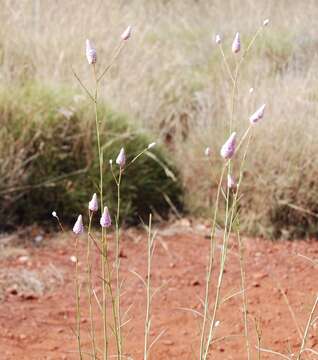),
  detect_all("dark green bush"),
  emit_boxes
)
[0,83,183,230]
